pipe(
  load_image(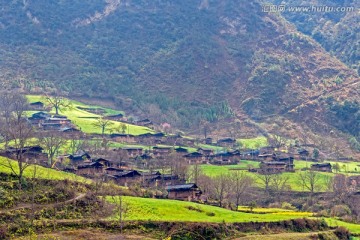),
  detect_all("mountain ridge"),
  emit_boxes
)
[0,0,358,155]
